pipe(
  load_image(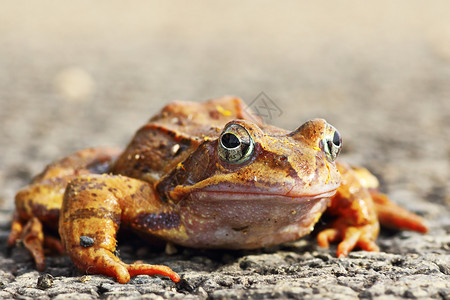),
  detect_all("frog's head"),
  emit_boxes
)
[158,118,342,204]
